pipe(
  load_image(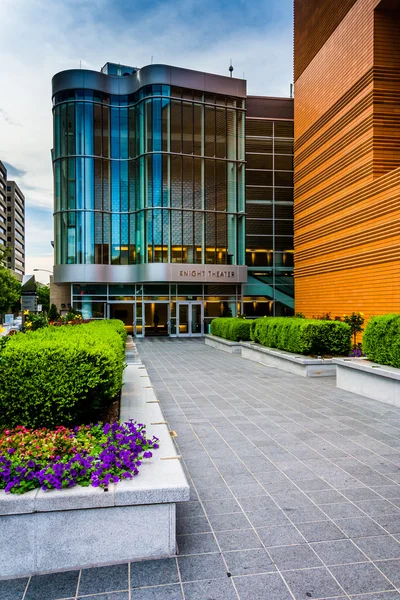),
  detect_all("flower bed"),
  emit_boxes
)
[0,421,158,494]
